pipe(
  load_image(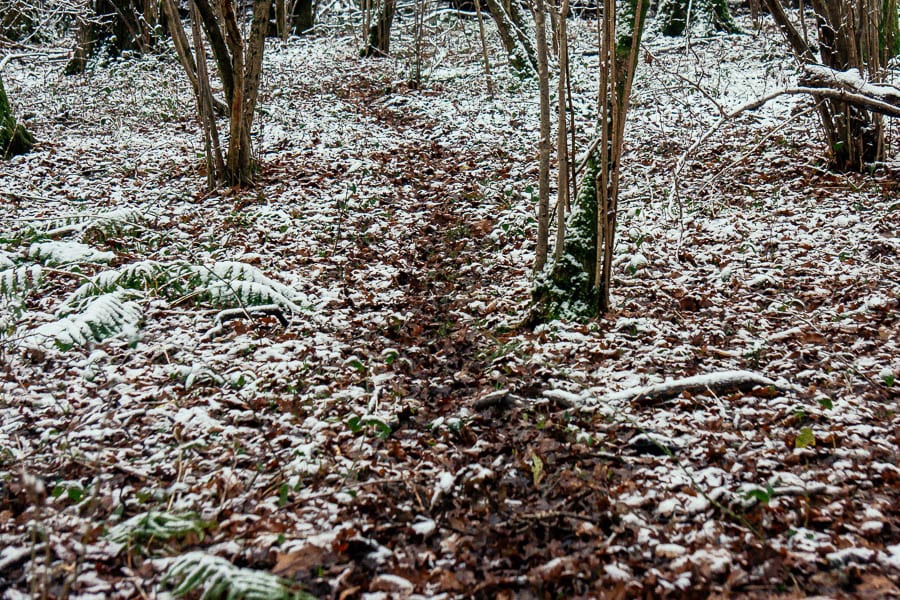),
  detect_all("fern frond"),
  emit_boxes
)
[59,260,189,313]
[202,280,303,313]
[28,241,115,266]
[190,262,305,312]
[0,264,43,298]
[163,552,315,600]
[107,511,209,545]
[10,208,145,243]
[81,207,145,243]
[31,291,143,349]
